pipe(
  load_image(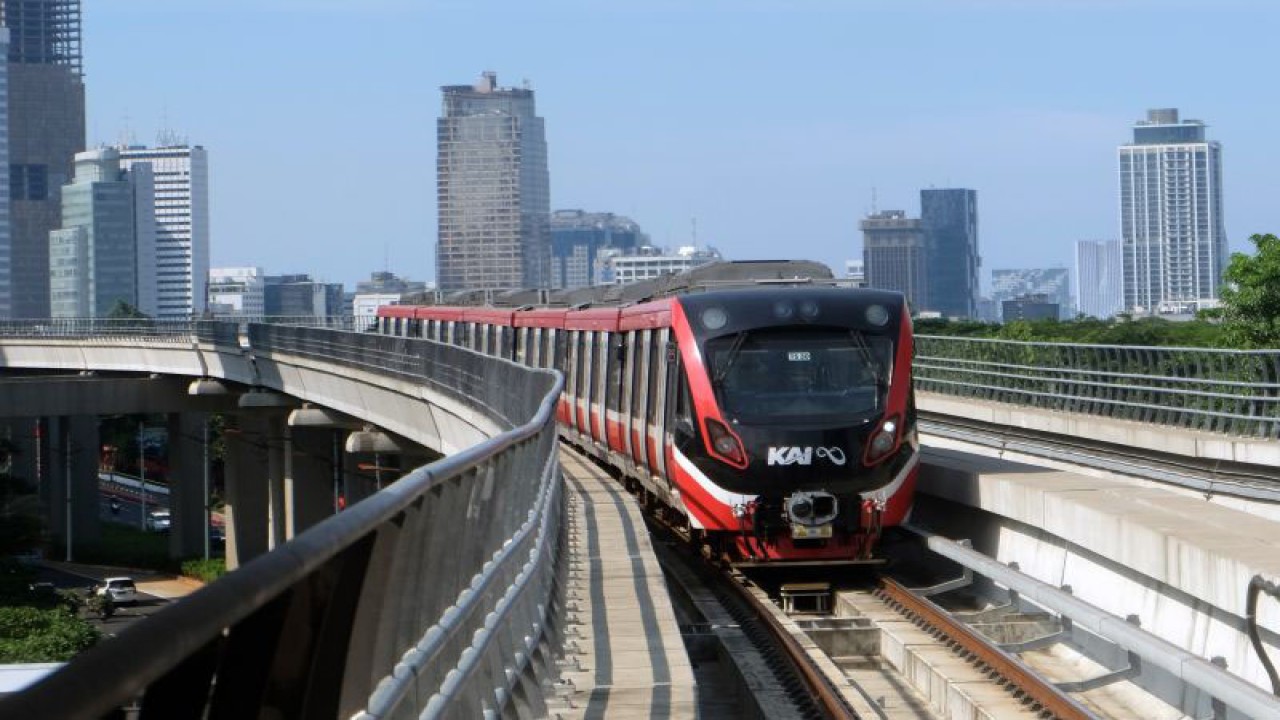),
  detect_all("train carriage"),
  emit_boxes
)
[378,261,918,564]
